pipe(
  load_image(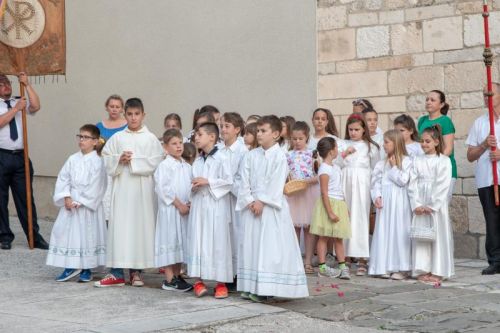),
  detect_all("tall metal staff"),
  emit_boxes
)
[482,0,499,206]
